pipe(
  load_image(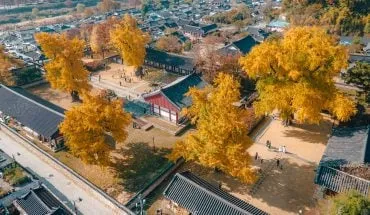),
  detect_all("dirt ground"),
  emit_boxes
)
[27,84,75,110]
[227,118,331,215]
[25,83,186,203]
[148,117,332,215]
[27,82,332,214]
